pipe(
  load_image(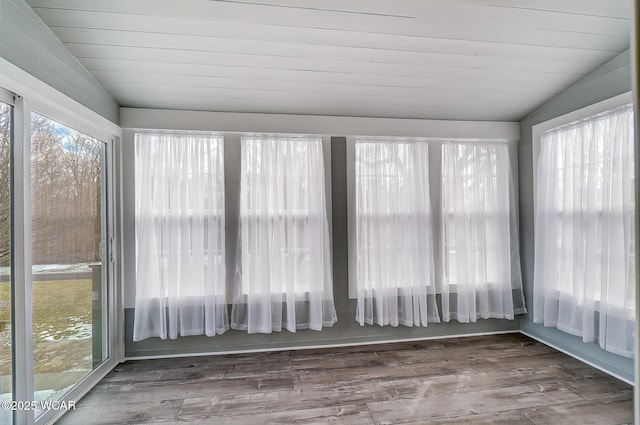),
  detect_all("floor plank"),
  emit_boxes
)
[523,397,635,425]
[56,334,633,425]
[367,382,584,424]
